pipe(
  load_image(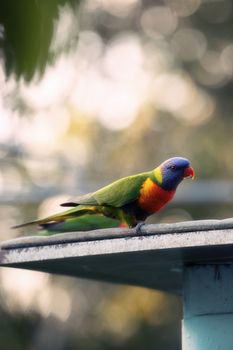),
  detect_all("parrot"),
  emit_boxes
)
[13,157,195,234]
